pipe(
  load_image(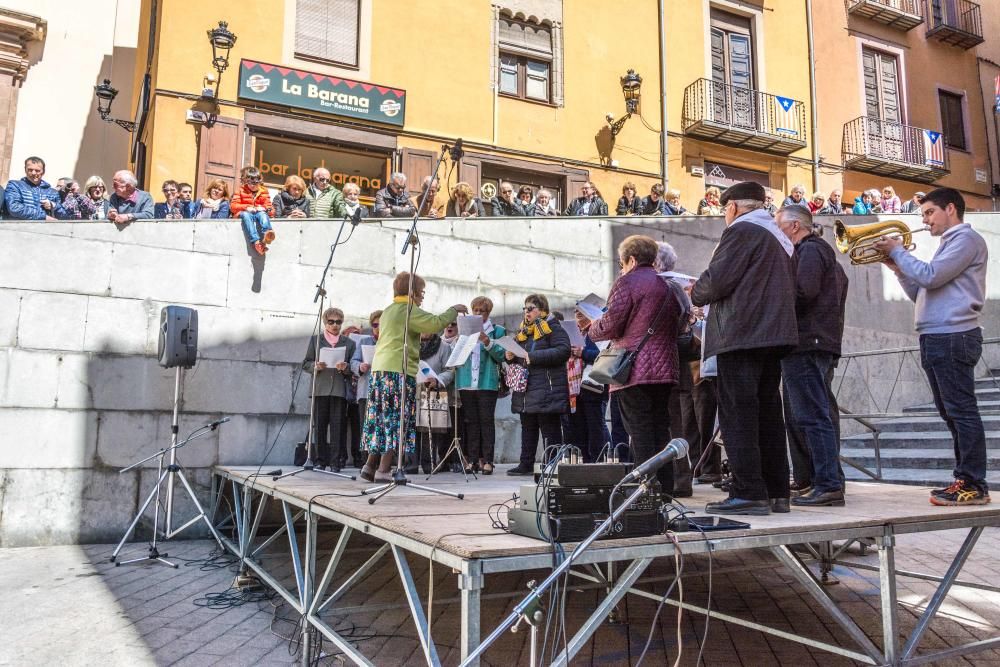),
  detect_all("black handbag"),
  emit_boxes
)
[589,296,671,386]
